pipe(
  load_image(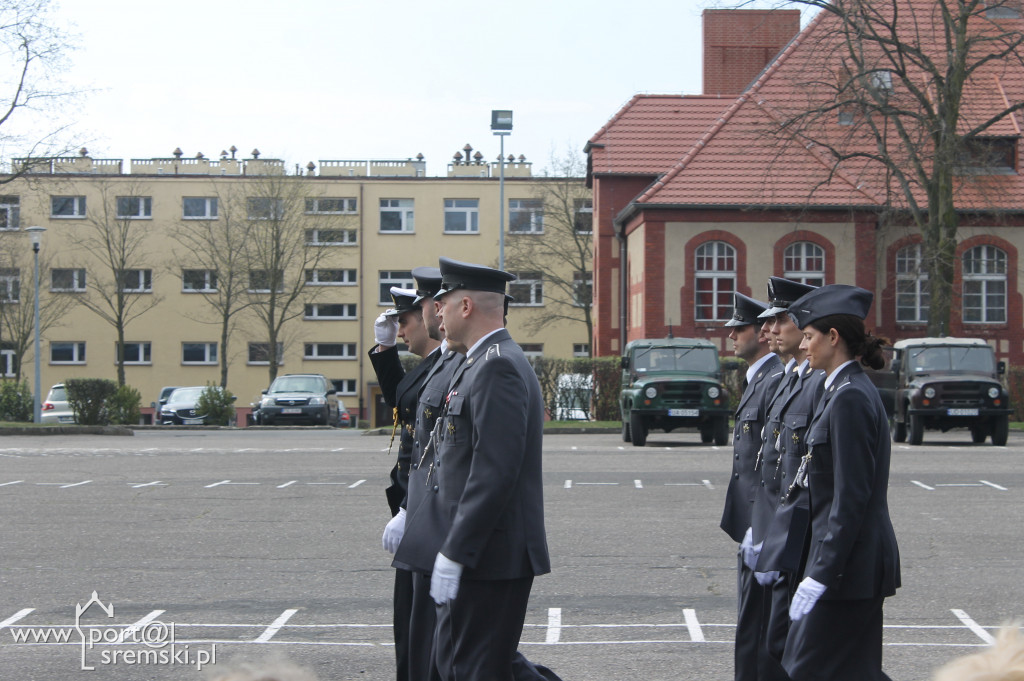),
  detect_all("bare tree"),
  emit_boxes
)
[749,0,1024,335]
[67,181,161,385]
[505,149,594,352]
